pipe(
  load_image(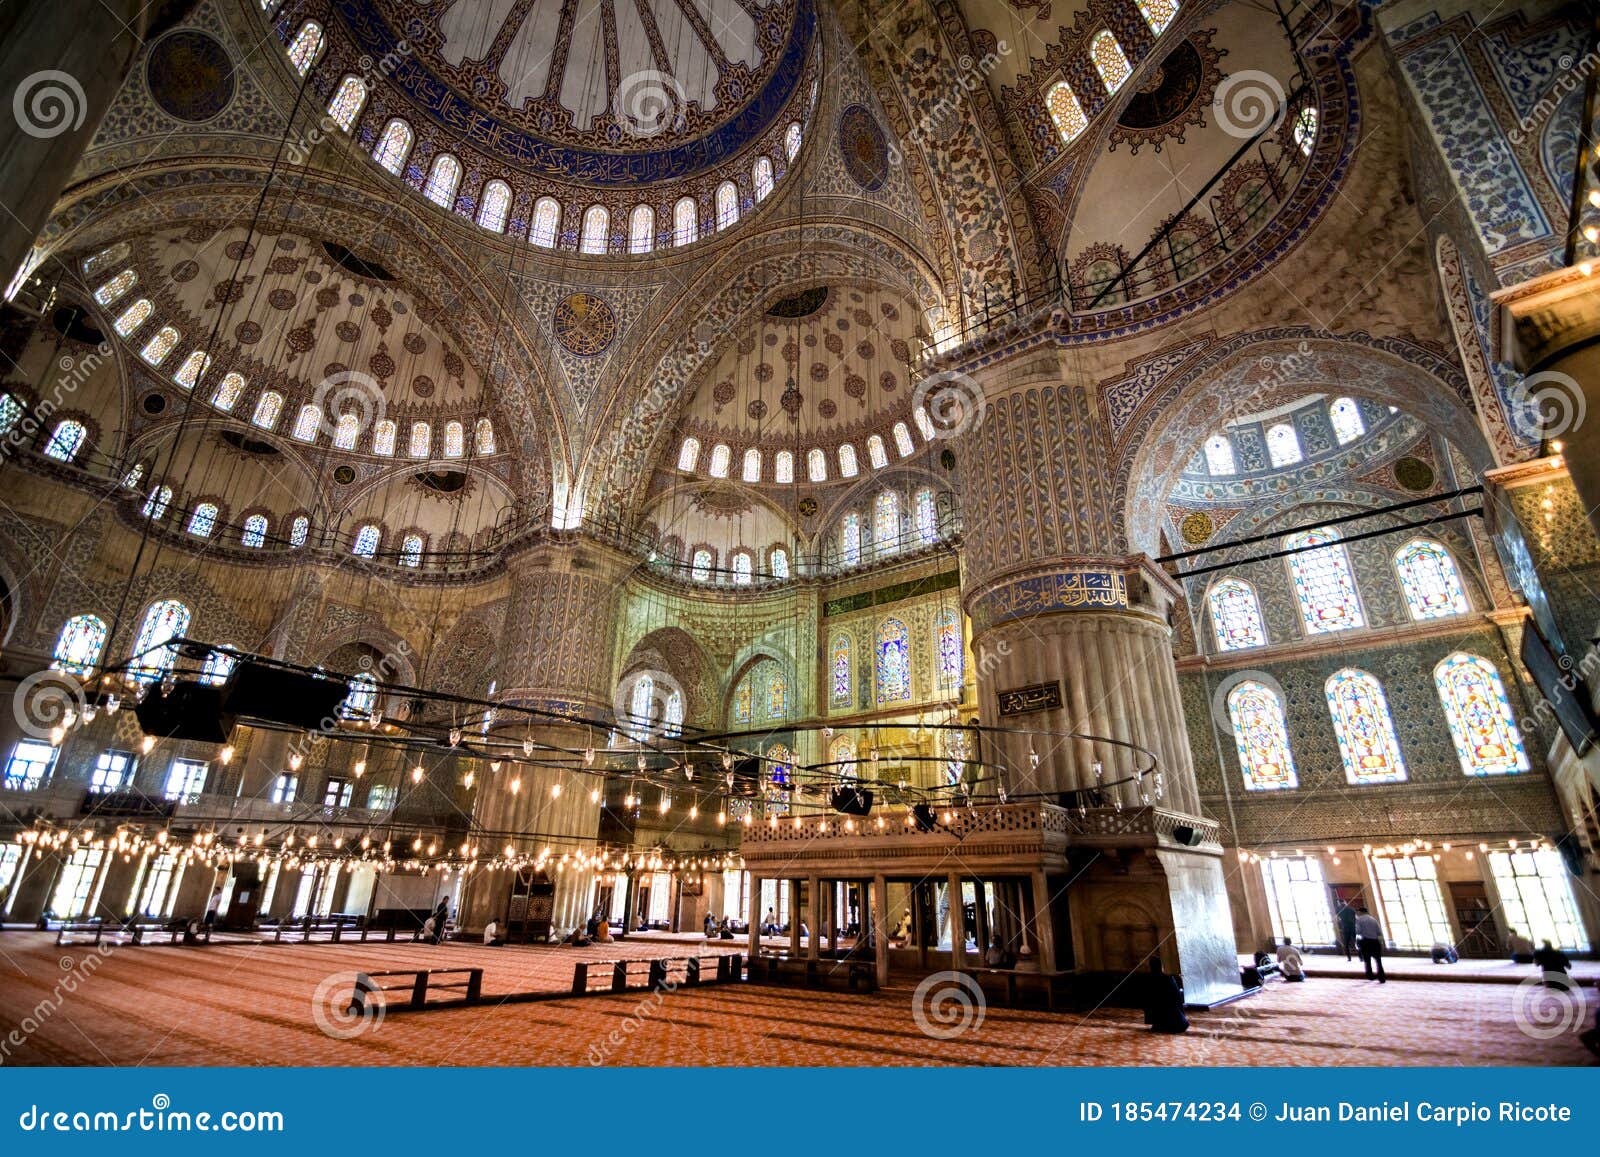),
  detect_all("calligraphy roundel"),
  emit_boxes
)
[838,105,890,192]
[551,293,617,357]
[145,30,236,123]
